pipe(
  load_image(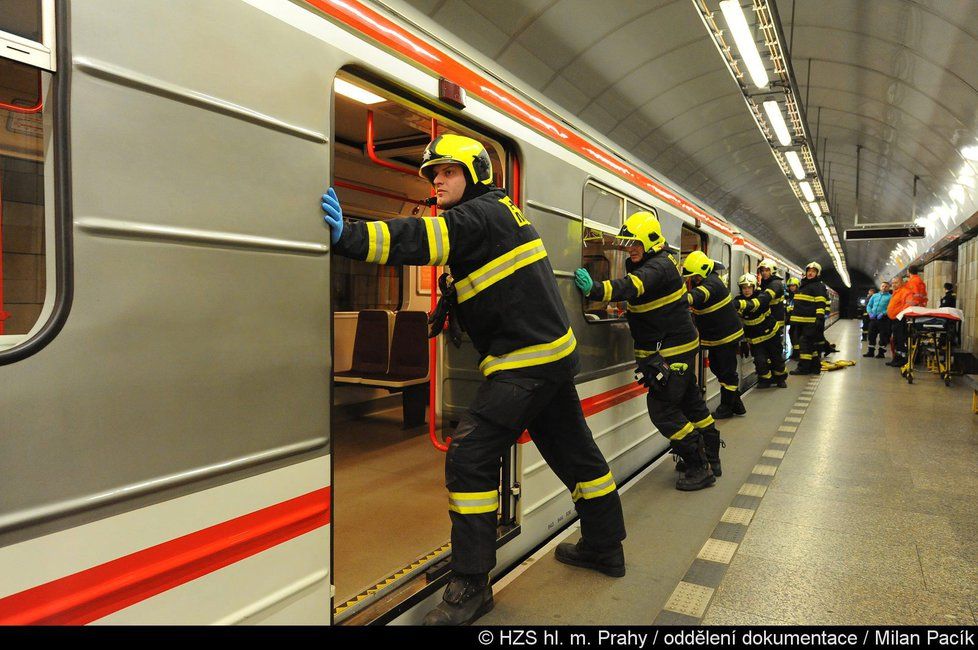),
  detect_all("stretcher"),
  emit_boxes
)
[896,307,964,386]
